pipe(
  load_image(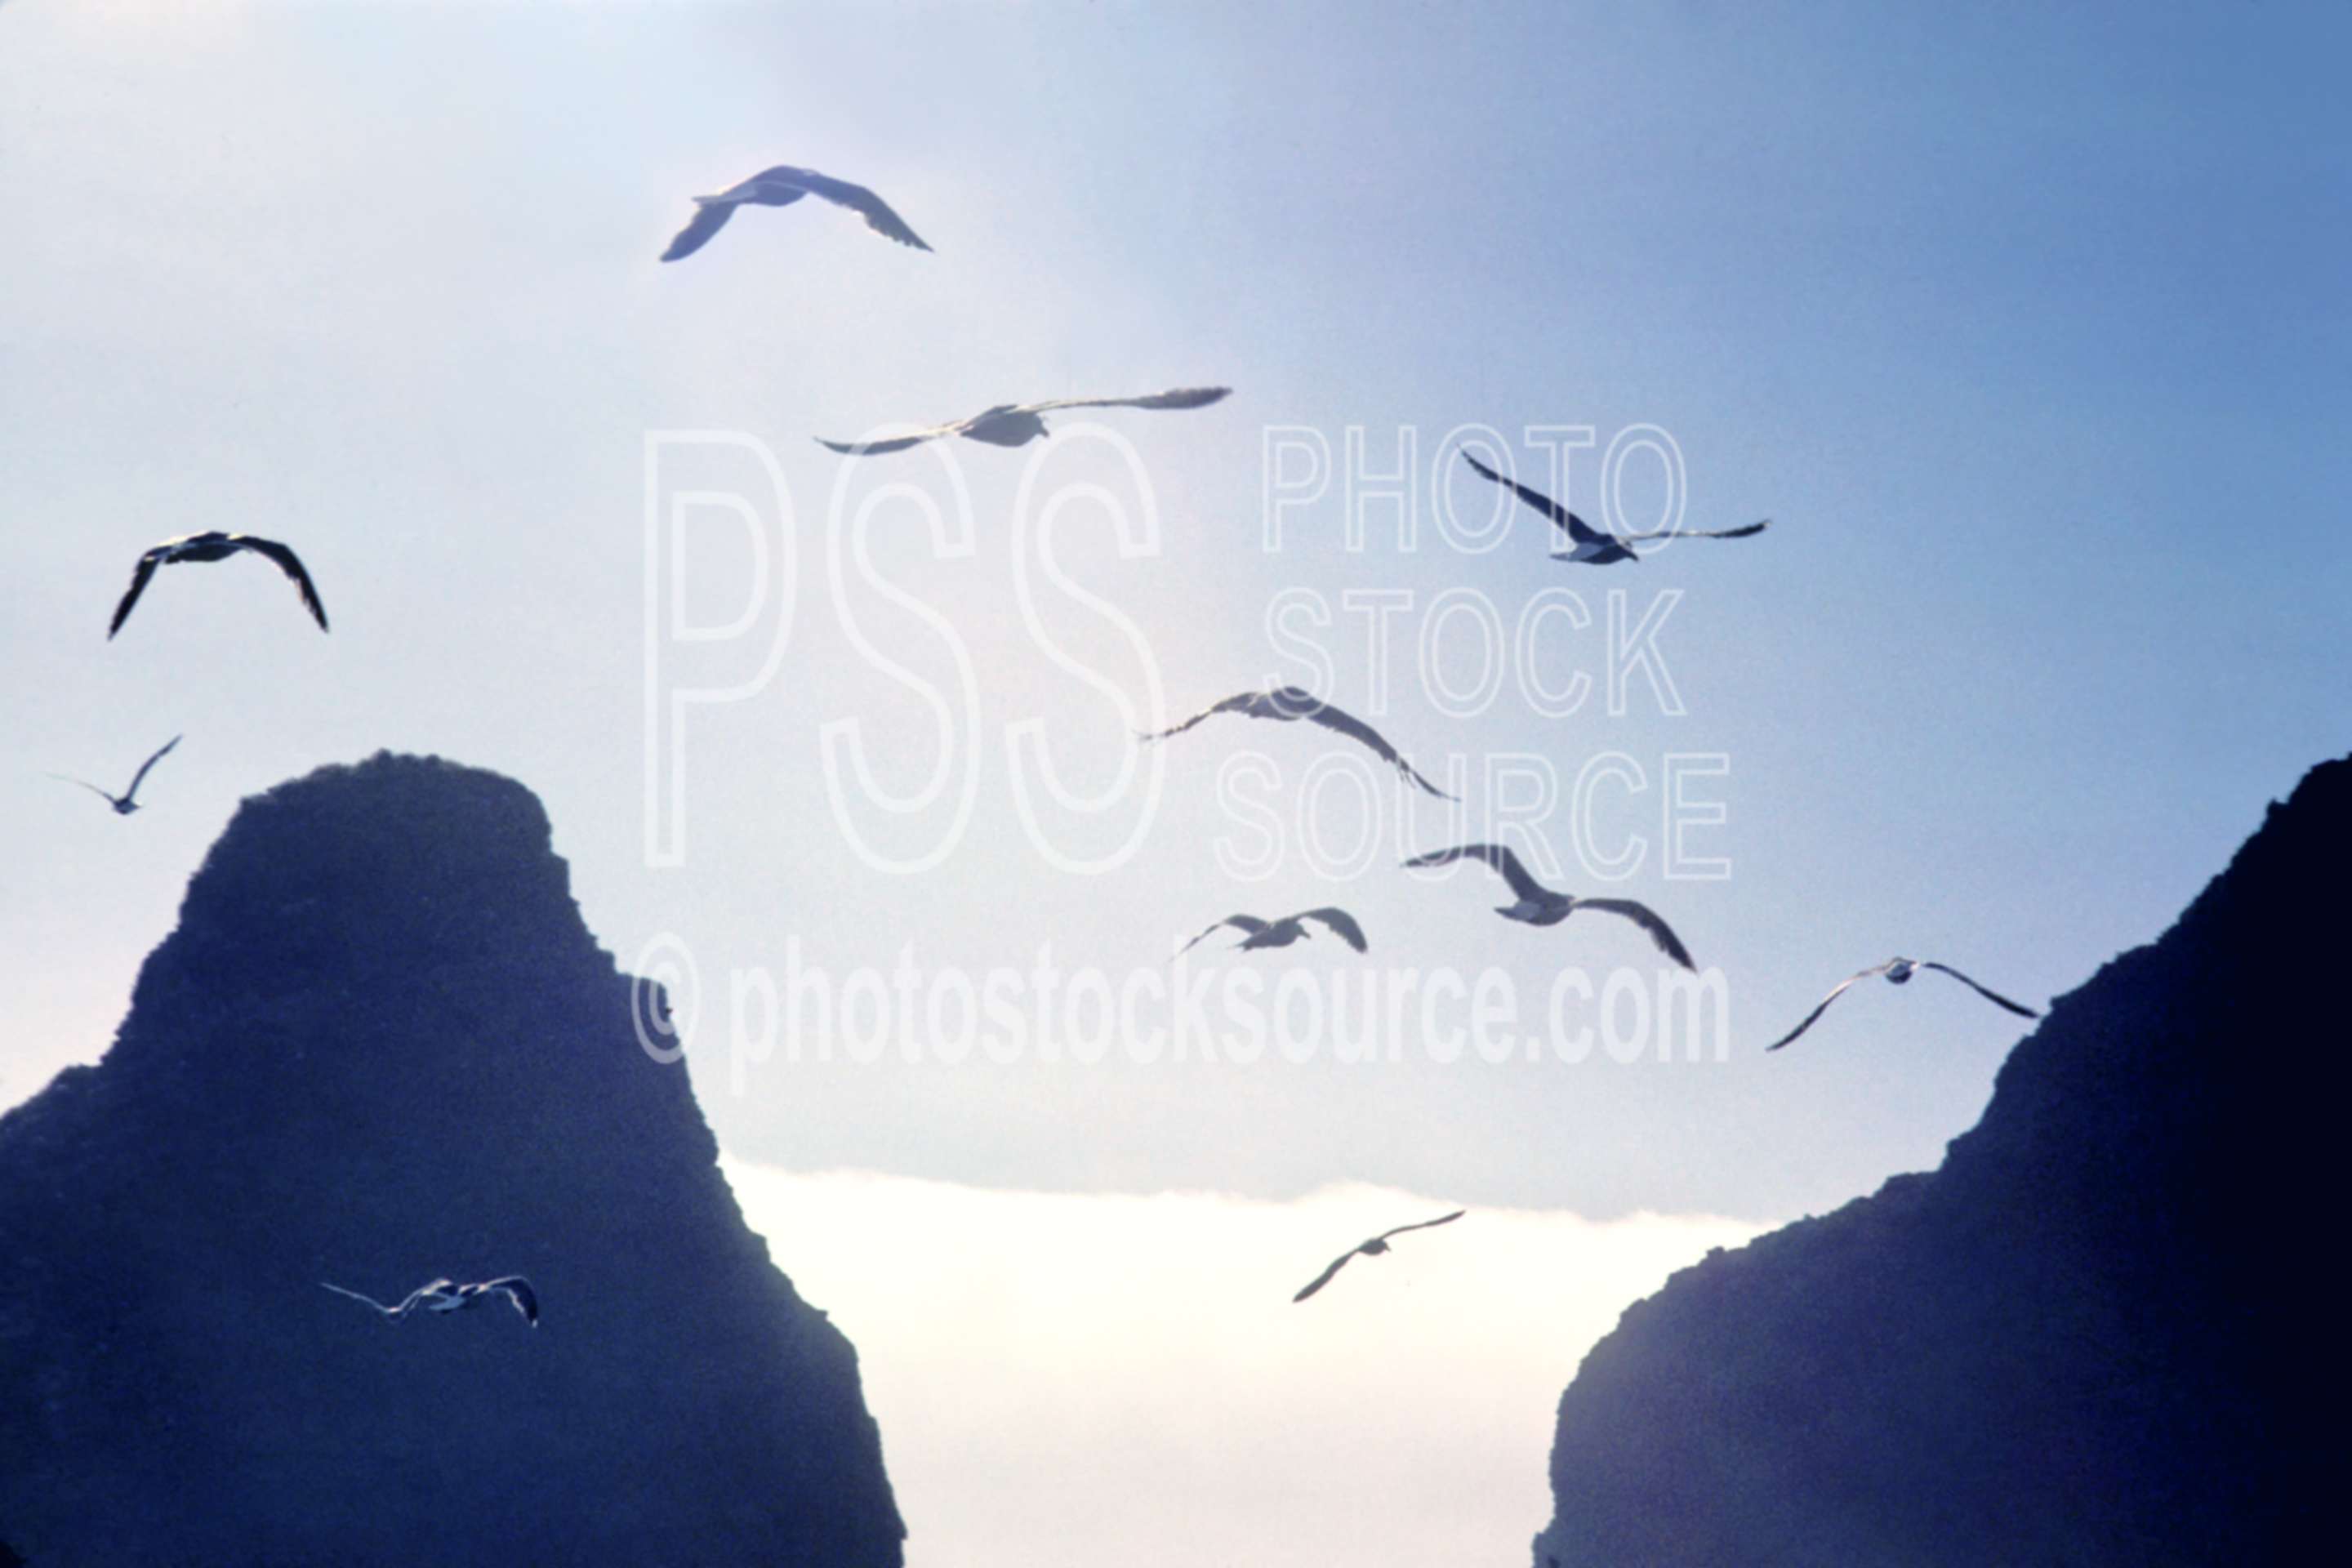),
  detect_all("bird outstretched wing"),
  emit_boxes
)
[1019,386,1231,416]
[1290,698,1454,799]
[764,167,933,251]
[234,536,329,631]
[49,775,118,807]
[483,1276,541,1326]
[1291,1250,1359,1303]
[1177,915,1268,957]
[1574,898,1697,971]
[1763,961,1901,1052]
[106,550,163,639]
[320,1281,401,1317]
[1374,1209,1465,1244]
[1134,690,1267,741]
[659,199,742,262]
[1402,842,1549,903]
[124,735,182,802]
[1461,451,1609,547]
[1298,907,1369,953]
[1921,963,2039,1019]
[813,424,964,457]
[1618,518,1771,542]
[391,1278,457,1320]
